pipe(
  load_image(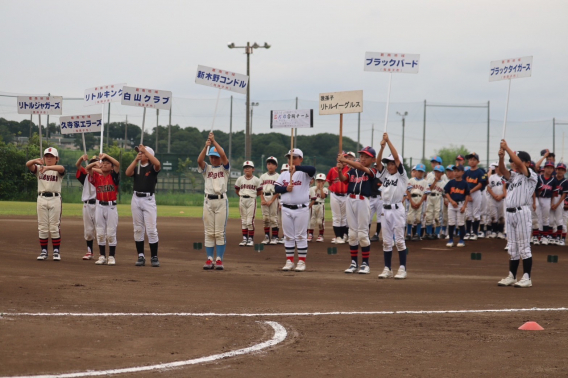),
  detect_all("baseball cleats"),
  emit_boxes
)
[214,258,224,270]
[151,256,160,267]
[261,235,270,244]
[331,238,336,244]
[246,239,254,247]
[107,256,116,266]
[514,275,532,288]
[278,238,285,244]
[53,252,61,261]
[295,260,306,272]
[504,245,509,250]
[335,237,345,244]
[469,234,478,241]
[370,233,379,242]
[446,239,454,247]
[316,235,324,242]
[239,238,247,246]
[203,257,214,270]
[477,231,485,238]
[37,251,48,260]
[531,236,540,245]
[307,234,313,242]
[464,233,471,240]
[488,232,497,239]
[541,237,549,246]
[411,235,421,241]
[394,266,407,279]
[497,273,517,287]
[270,237,279,245]
[358,263,370,274]
[378,267,393,279]
[497,232,506,239]
[83,252,93,260]
[559,239,566,246]
[95,255,107,265]
[445,234,450,240]
[344,262,358,274]
[282,260,295,271]
[135,256,146,266]
[457,240,465,247]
